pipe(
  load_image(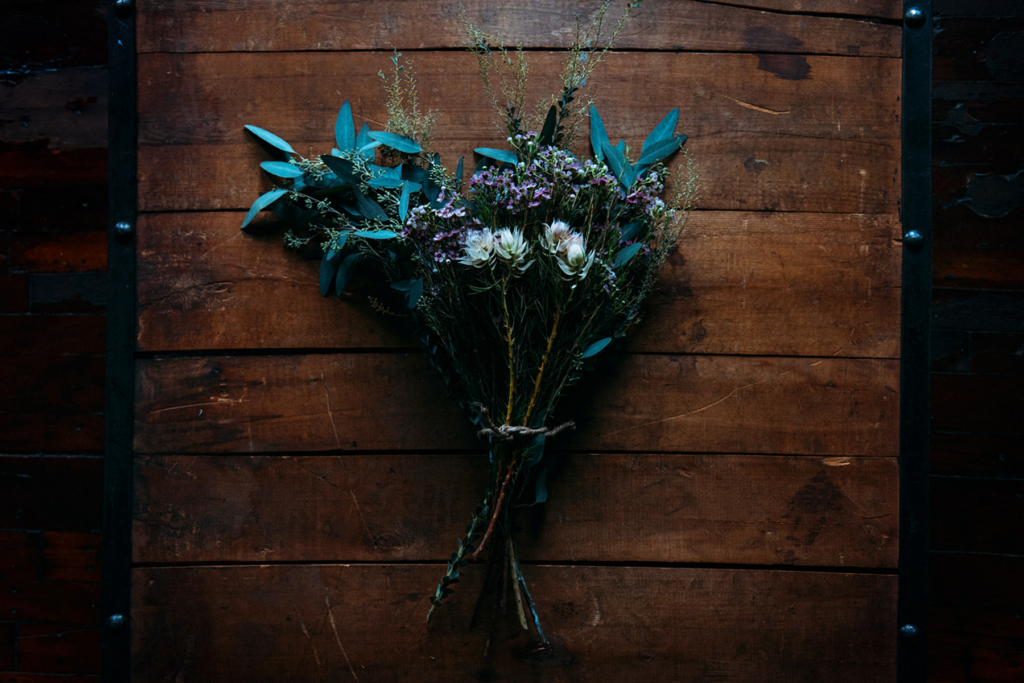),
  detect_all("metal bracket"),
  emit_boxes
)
[103,0,137,681]
[898,1,933,682]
